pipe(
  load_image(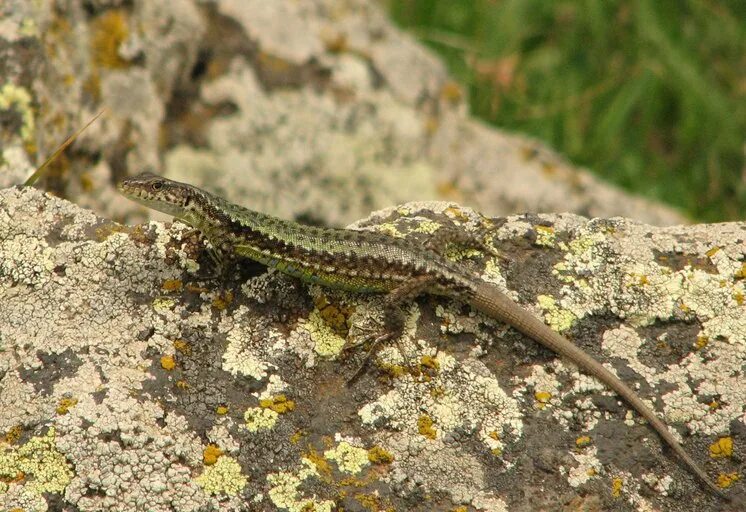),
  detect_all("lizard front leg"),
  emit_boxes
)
[346,275,436,384]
